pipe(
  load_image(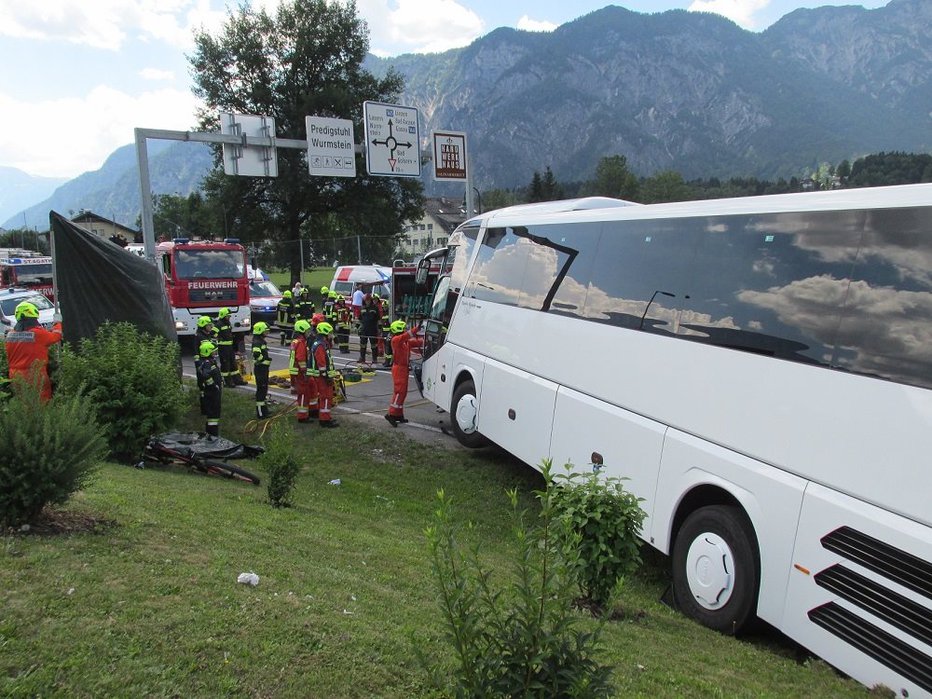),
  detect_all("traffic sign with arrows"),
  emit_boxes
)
[363,101,421,177]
